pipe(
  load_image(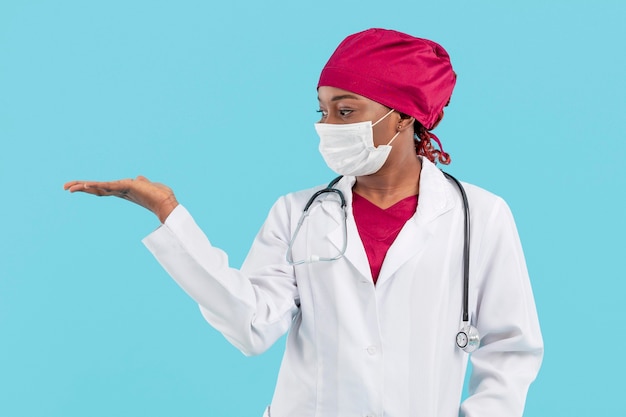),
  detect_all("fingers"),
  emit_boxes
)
[63,180,82,191]
[64,176,152,190]
[63,181,95,193]
[63,179,135,195]
[63,182,113,196]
